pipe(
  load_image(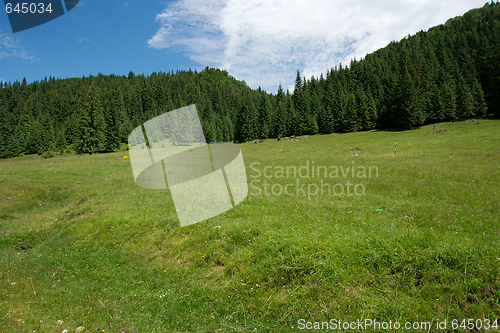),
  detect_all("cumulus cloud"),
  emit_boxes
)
[0,30,36,62]
[148,0,486,93]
